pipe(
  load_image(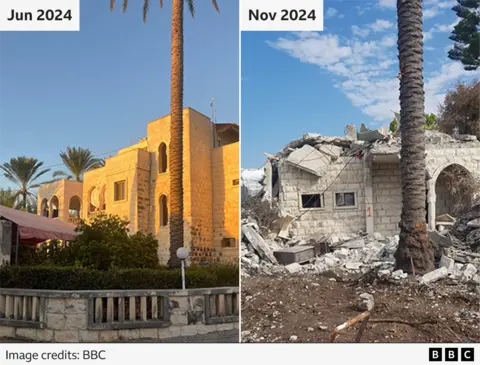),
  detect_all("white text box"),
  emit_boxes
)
[240,0,323,32]
[0,0,79,31]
